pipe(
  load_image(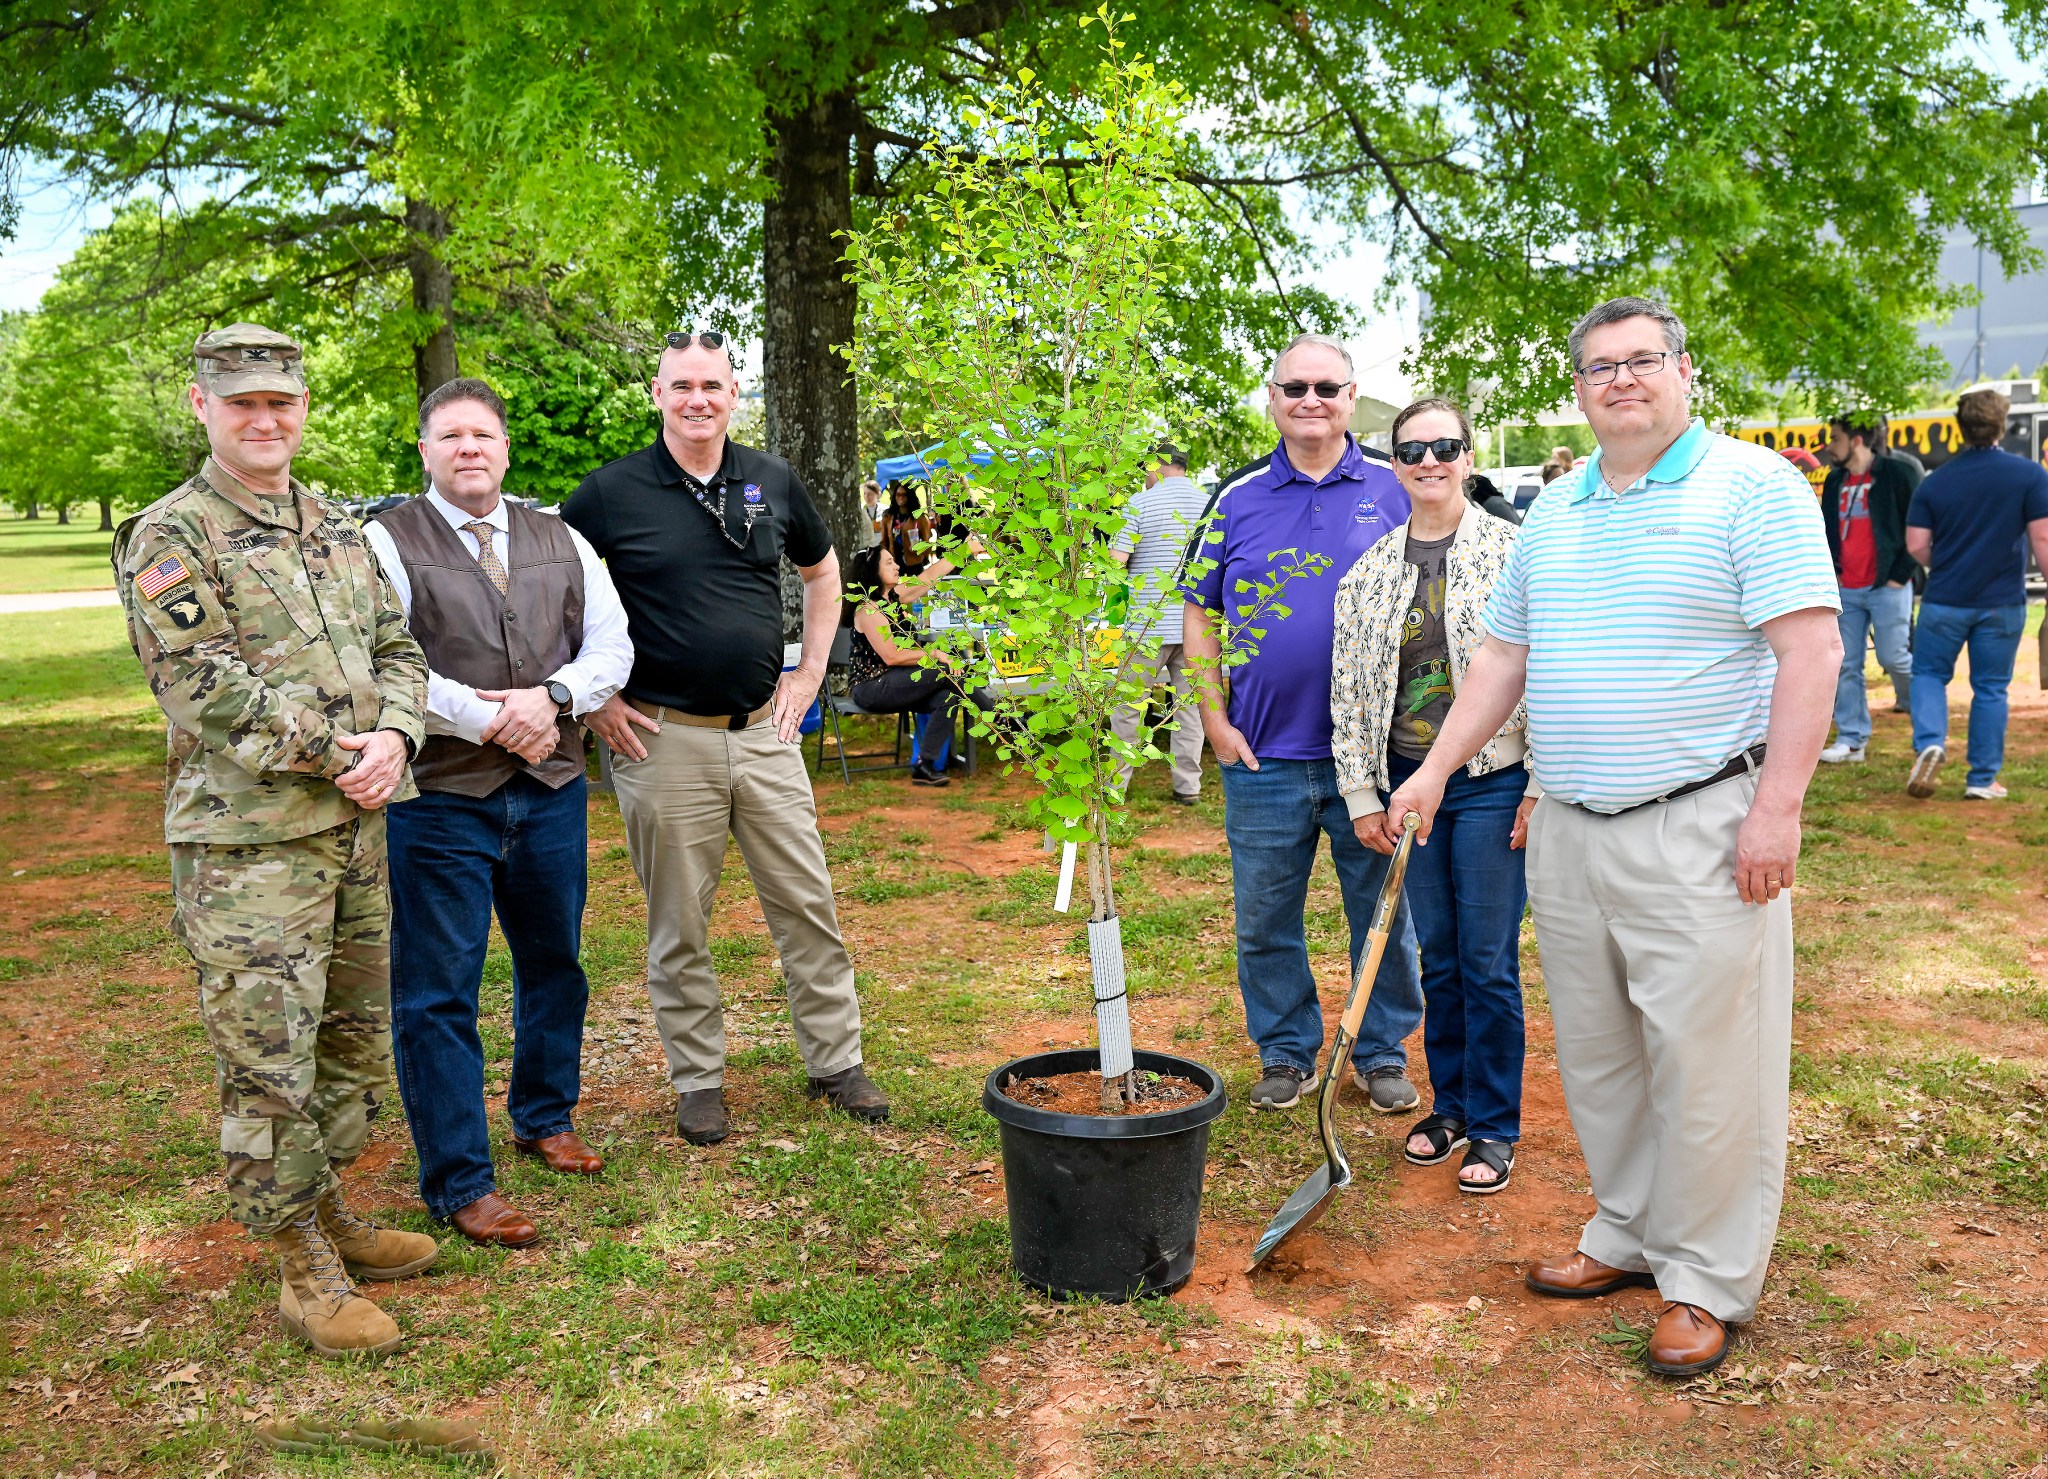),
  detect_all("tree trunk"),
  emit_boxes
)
[55,504,69,525]
[404,197,460,405]
[762,90,863,640]
[98,495,113,532]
